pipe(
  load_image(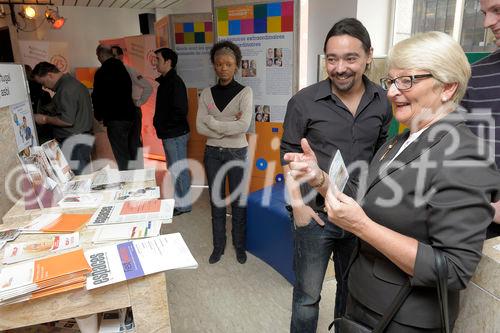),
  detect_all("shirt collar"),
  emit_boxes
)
[54,73,70,91]
[313,75,380,101]
[156,68,176,83]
